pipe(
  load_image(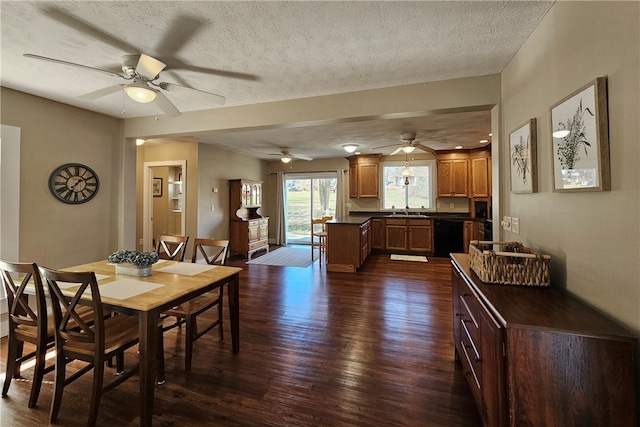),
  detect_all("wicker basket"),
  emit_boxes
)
[468,241,551,286]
